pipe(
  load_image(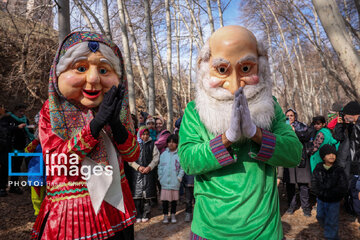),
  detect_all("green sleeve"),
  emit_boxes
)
[258,98,302,167]
[178,102,235,175]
